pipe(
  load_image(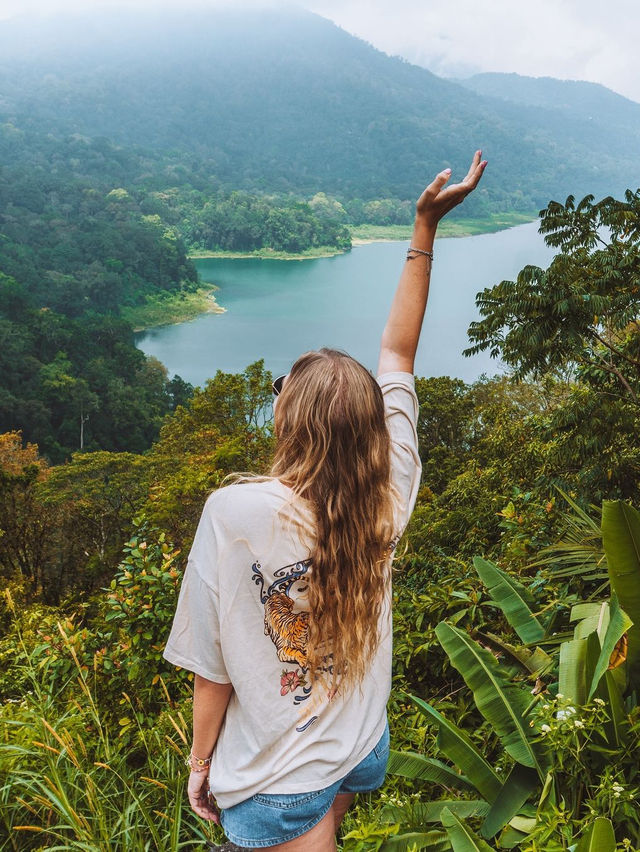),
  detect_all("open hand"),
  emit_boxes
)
[188,770,220,823]
[416,150,487,229]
